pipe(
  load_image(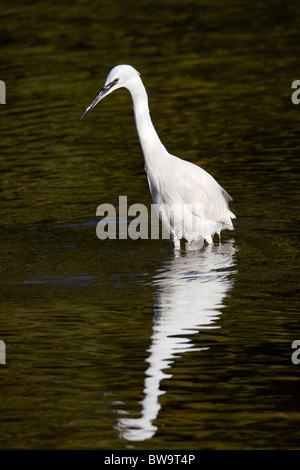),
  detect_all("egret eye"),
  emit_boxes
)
[114,78,119,83]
